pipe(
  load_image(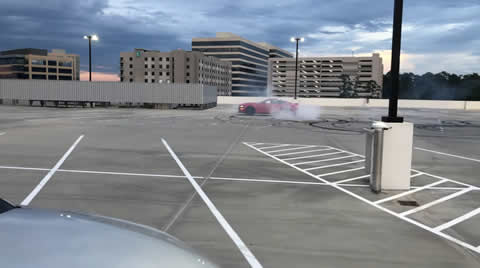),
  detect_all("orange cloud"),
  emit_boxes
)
[80,71,120,81]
